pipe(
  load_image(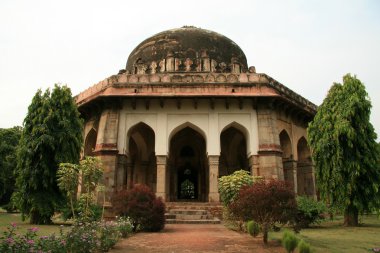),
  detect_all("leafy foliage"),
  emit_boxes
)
[0,126,22,211]
[246,220,260,237]
[282,230,299,253]
[298,239,312,253]
[295,196,327,228]
[218,170,253,206]
[112,184,166,232]
[308,74,380,226]
[14,85,83,224]
[229,180,297,244]
[57,156,104,222]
